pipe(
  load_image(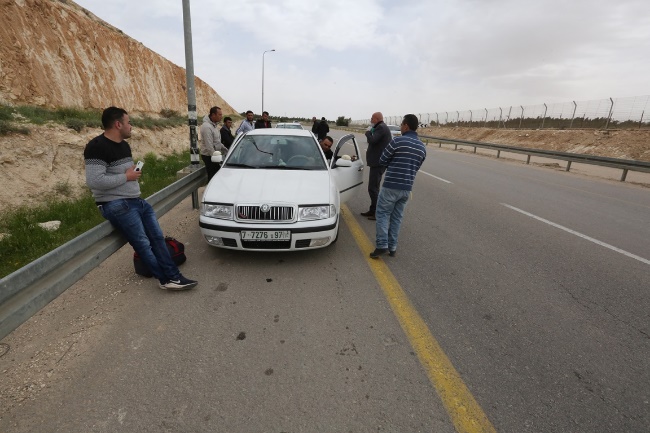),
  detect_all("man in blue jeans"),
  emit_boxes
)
[84,106,198,290]
[370,114,427,259]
